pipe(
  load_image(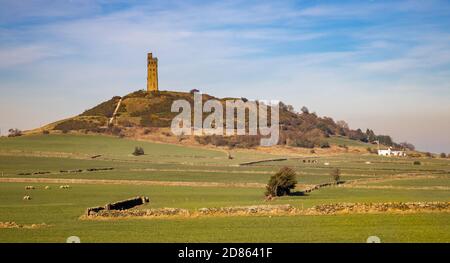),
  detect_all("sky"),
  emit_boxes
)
[0,0,449,153]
